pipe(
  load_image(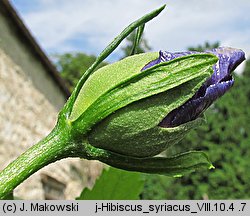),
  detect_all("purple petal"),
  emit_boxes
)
[142,47,245,128]
[141,50,196,71]
[206,47,245,86]
[159,79,234,127]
